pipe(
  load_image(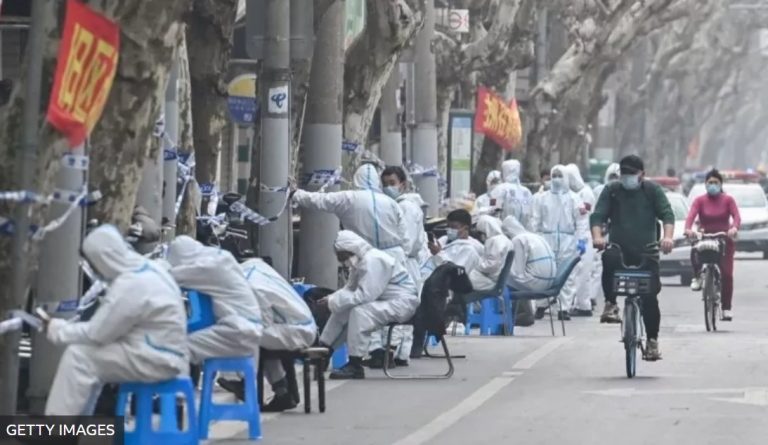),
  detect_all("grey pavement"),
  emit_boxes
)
[211,254,768,445]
